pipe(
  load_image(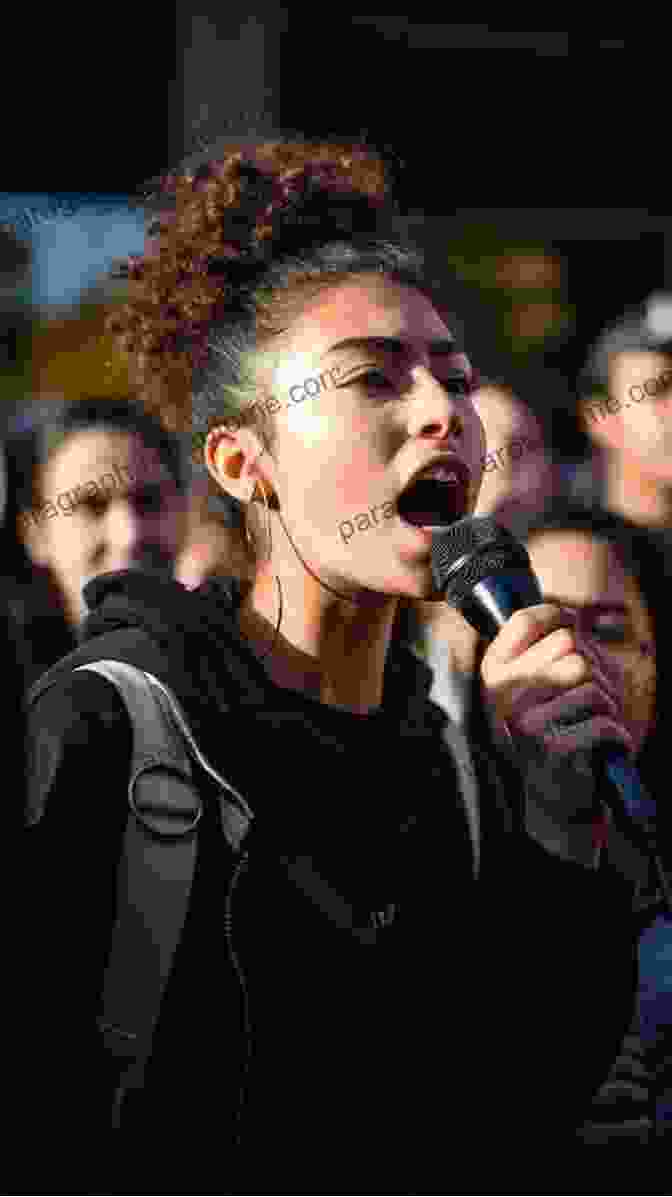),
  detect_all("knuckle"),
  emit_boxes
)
[513,606,552,635]
[562,652,591,686]
[549,626,576,657]
[515,603,571,635]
